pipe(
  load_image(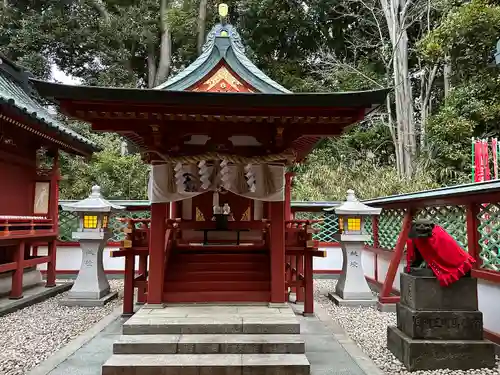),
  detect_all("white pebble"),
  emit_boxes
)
[0,279,124,375]
[314,279,500,375]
